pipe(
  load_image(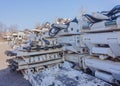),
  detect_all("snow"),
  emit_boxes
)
[29,62,111,86]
